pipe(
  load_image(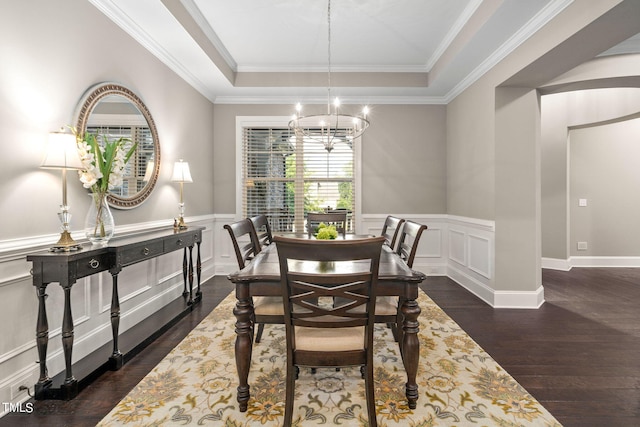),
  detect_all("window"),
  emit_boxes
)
[241,123,357,233]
